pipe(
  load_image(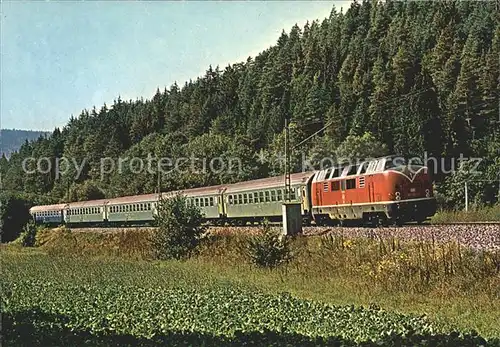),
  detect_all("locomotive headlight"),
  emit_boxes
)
[425,189,430,198]
[395,191,401,200]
